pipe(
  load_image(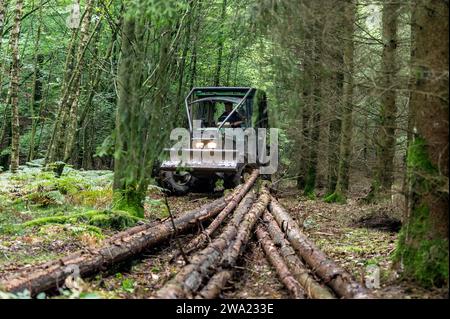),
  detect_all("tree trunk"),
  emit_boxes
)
[374,0,400,195]
[0,0,9,170]
[395,0,448,287]
[8,0,24,173]
[46,0,95,164]
[304,6,324,196]
[27,0,44,162]
[213,0,227,86]
[327,62,344,194]
[326,0,356,202]
[112,13,144,216]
